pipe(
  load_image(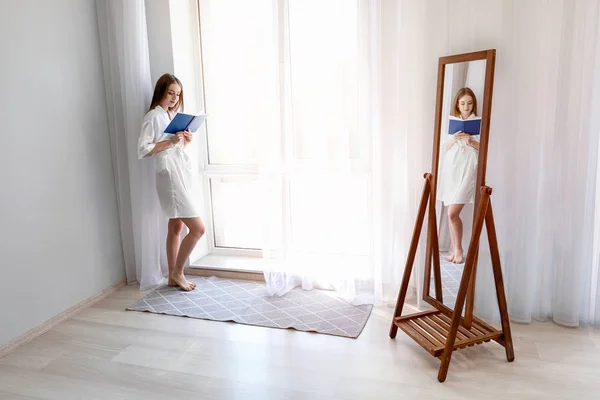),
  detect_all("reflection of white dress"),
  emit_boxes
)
[438,113,480,205]
[138,106,201,219]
